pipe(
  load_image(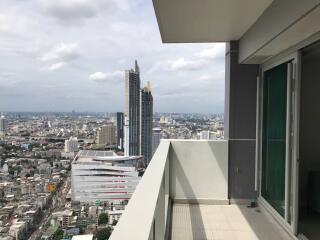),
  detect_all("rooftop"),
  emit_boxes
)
[73,150,142,164]
[72,235,94,240]
[78,150,116,157]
